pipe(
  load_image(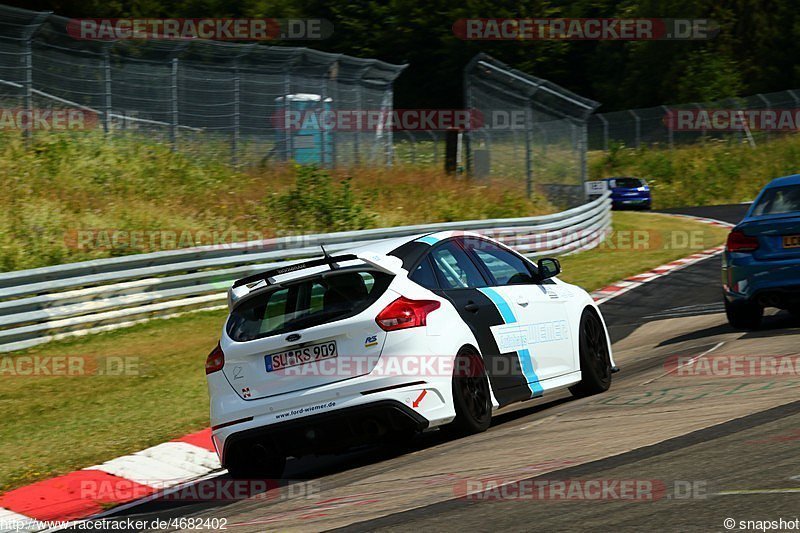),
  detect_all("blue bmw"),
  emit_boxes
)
[722,174,800,329]
[602,177,652,210]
